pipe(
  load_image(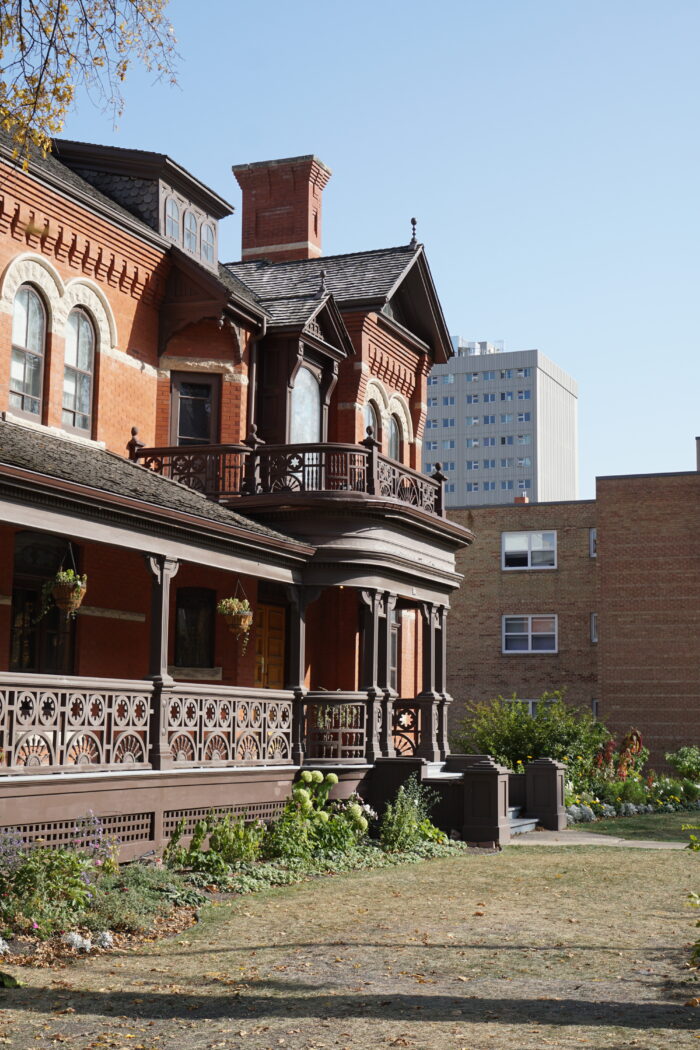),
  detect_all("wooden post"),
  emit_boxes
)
[360,588,382,761]
[286,585,320,765]
[144,554,179,770]
[378,592,397,758]
[416,601,441,761]
[360,426,379,496]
